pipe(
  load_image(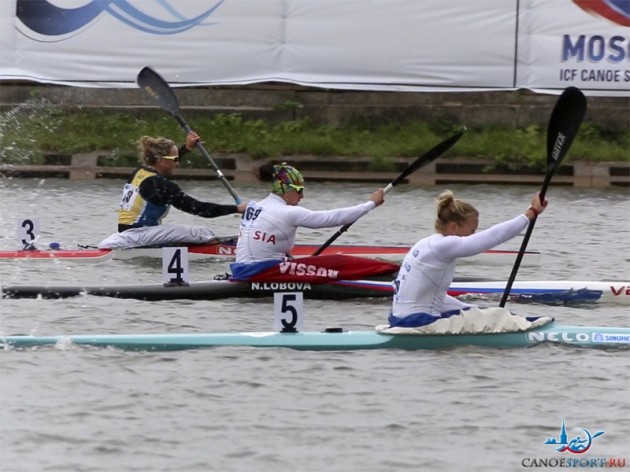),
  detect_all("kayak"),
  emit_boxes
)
[113,244,541,266]
[0,248,112,262]
[447,280,630,305]
[0,242,542,266]
[2,278,627,305]
[2,323,629,351]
